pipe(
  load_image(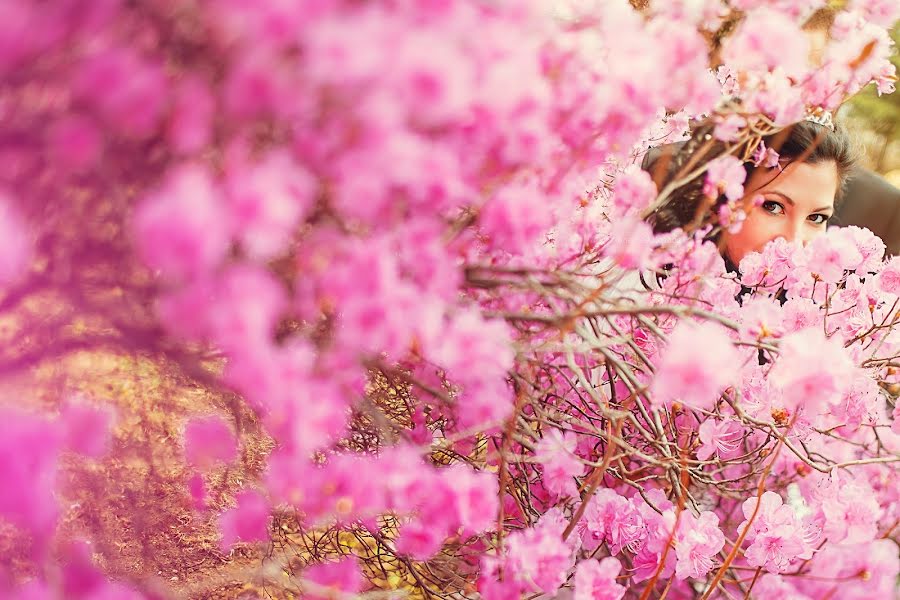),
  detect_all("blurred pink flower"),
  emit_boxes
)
[574,557,626,600]
[651,320,742,411]
[304,557,363,600]
[704,155,747,201]
[218,490,270,549]
[536,429,585,498]
[133,165,230,282]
